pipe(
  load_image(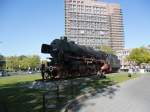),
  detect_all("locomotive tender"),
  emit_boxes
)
[41,37,120,79]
